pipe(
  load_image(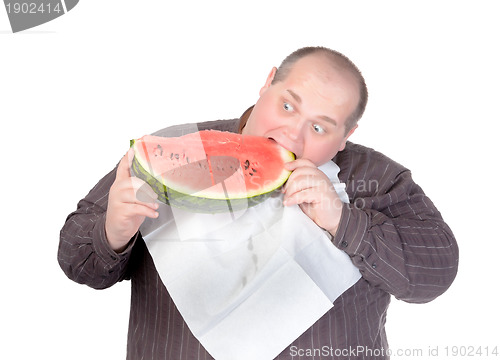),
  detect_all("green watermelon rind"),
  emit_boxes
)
[129,139,292,213]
